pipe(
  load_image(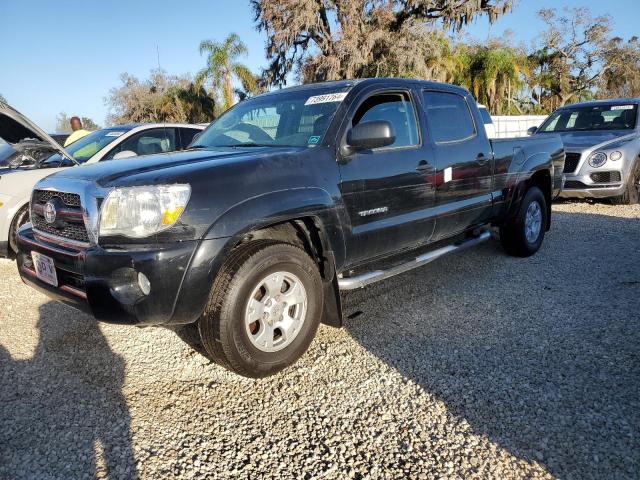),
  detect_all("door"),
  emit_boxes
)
[422,90,493,240]
[338,89,436,265]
